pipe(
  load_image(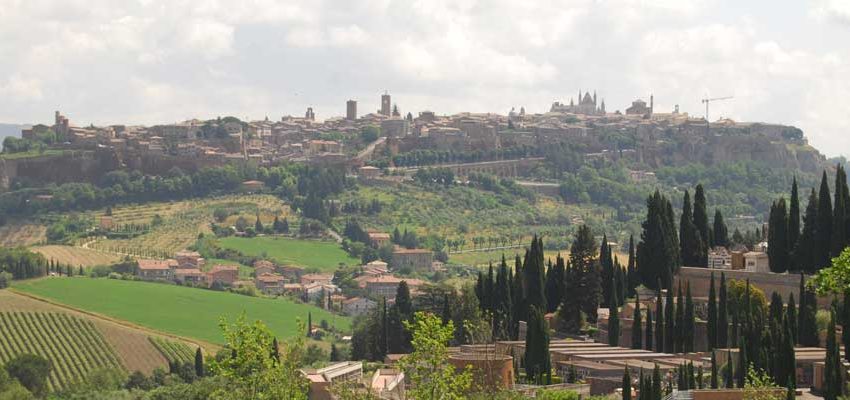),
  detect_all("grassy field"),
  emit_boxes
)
[33,245,121,267]
[450,247,630,267]
[217,236,359,271]
[14,278,350,345]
